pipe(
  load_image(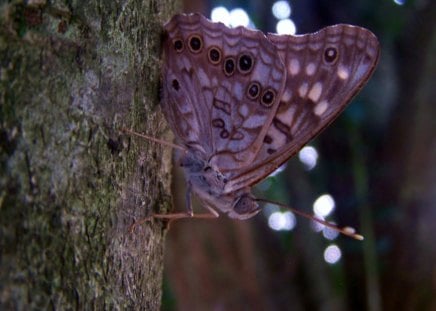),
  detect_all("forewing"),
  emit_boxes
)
[162,13,286,169]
